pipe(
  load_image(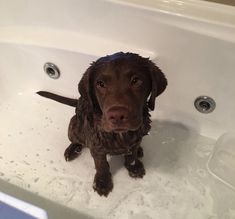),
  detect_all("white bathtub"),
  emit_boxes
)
[0,0,235,218]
